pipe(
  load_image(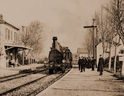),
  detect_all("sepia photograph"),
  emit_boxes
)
[0,0,124,96]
